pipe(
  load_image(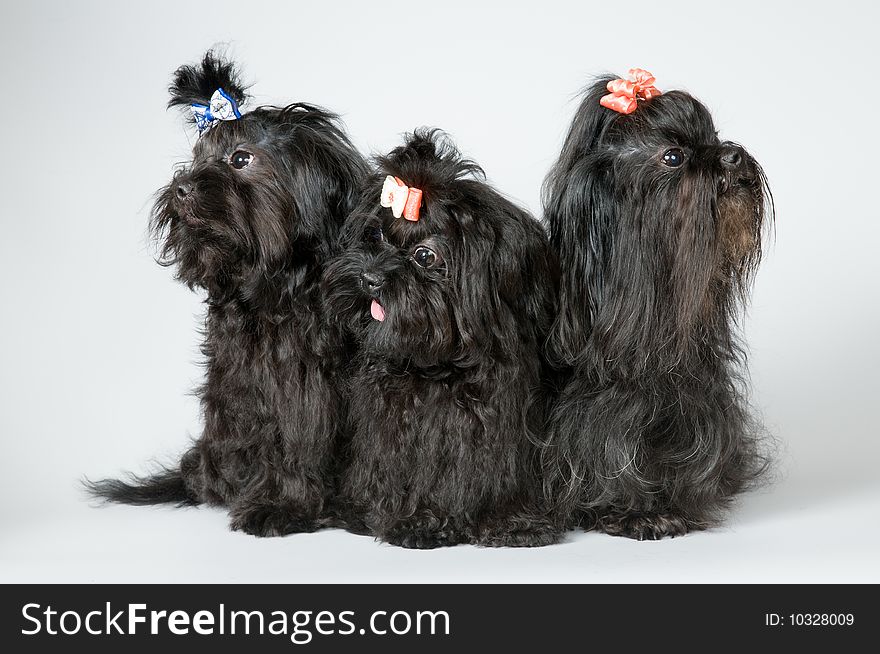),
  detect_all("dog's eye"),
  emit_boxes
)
[364,225,384,243]
[230,150,254,170]
[412,246,437,268]
[662,148,685,168]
